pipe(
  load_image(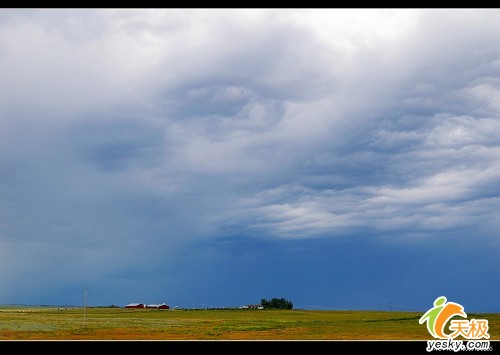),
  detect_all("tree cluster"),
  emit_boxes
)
[260,297,293,310]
